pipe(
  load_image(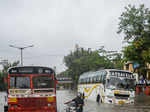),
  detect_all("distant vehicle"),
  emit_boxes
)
[78,69,136,104]
[7,66,57,112]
